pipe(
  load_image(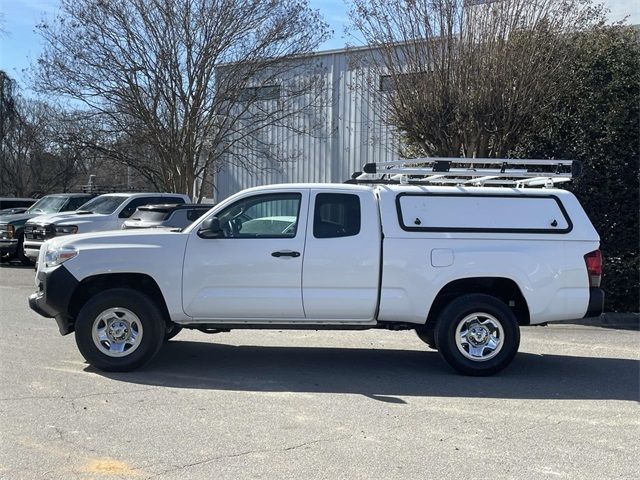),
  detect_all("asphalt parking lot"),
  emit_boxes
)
[0,264,638,480]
